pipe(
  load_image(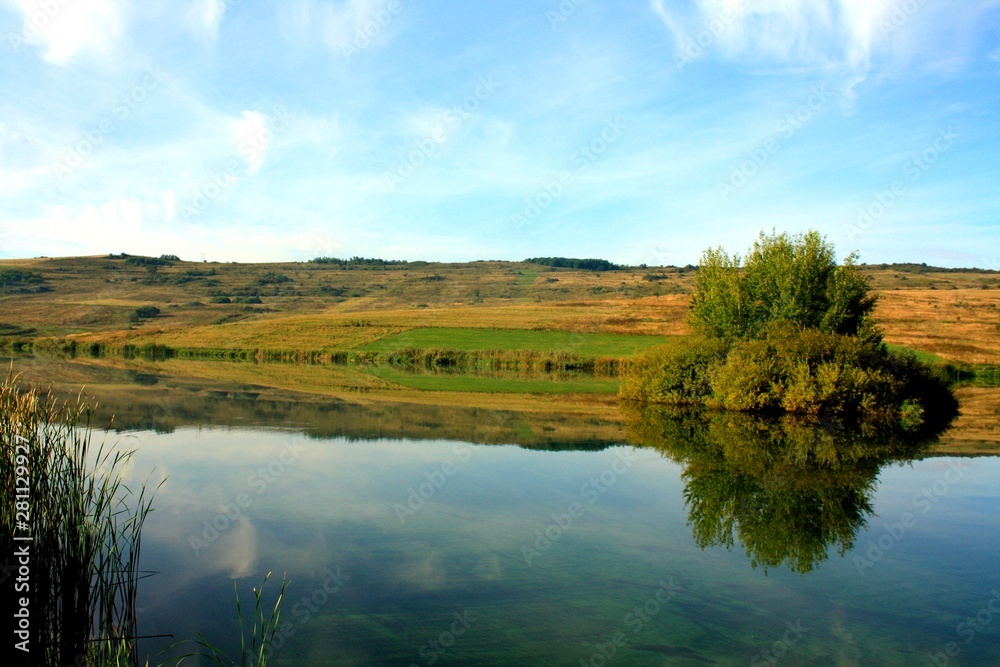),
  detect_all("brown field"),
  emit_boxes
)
[874,290,1000,364]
